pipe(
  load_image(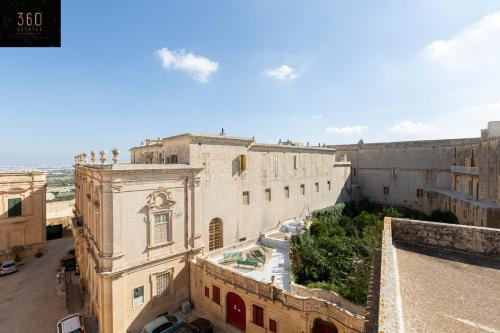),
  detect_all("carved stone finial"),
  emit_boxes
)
[82,152,88,164]
[112,148,120,164]
[99,150,107,164]
[358,138,364,145]
[75,155,80,165]
[90,151,97,163]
